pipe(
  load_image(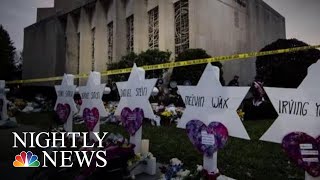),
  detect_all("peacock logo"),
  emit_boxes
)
[13,151,40,167]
